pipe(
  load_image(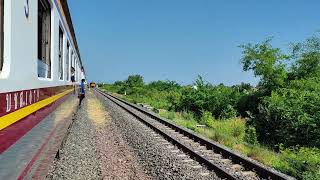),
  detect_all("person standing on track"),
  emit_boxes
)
[78,79,86,107]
